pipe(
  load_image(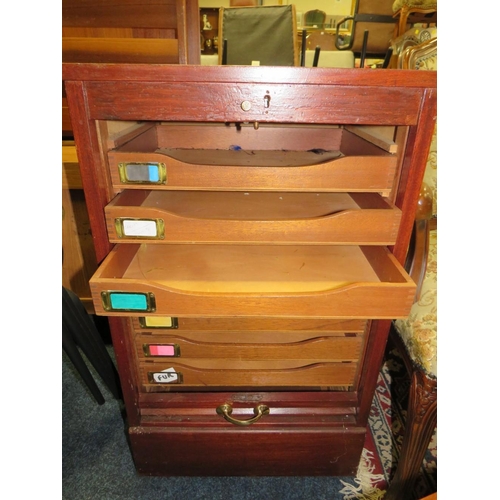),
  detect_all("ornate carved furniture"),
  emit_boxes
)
[385,32,437,499]
[392,0,437,38]
[63,63,436,476]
